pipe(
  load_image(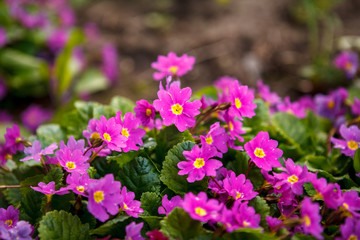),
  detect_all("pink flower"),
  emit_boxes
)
[153,83,201,132]
[31,182,69,198]
[223,112,246,143]
[151,52,195,80]
[20,140,58,162]
[21,105,53,132]
[311,177,342,210]
[331,124,360,157]
[334,51,358,79]
[102,44,119,84]
[223,171,258,202]
[134,99,156,126]
[200,122,229,155]
[125,222,144,240]
[182,192,223,222]
[228,82,257,120]
[300,197,323,239]
[276,97,306,118]
[4,124,24,154]
[119,186,143,218]
[158,194,182,216]
[0,205,19,229]
[244,131,283,171]
[178,144,222,183]
[66,172,92,196]
[257,79,281,106]
[96,116,127,151]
